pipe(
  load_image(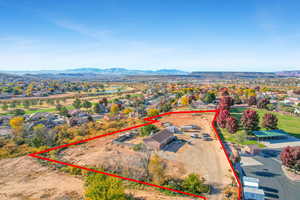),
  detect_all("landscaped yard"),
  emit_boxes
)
[229,107,300,139]
[255,109,300,139]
